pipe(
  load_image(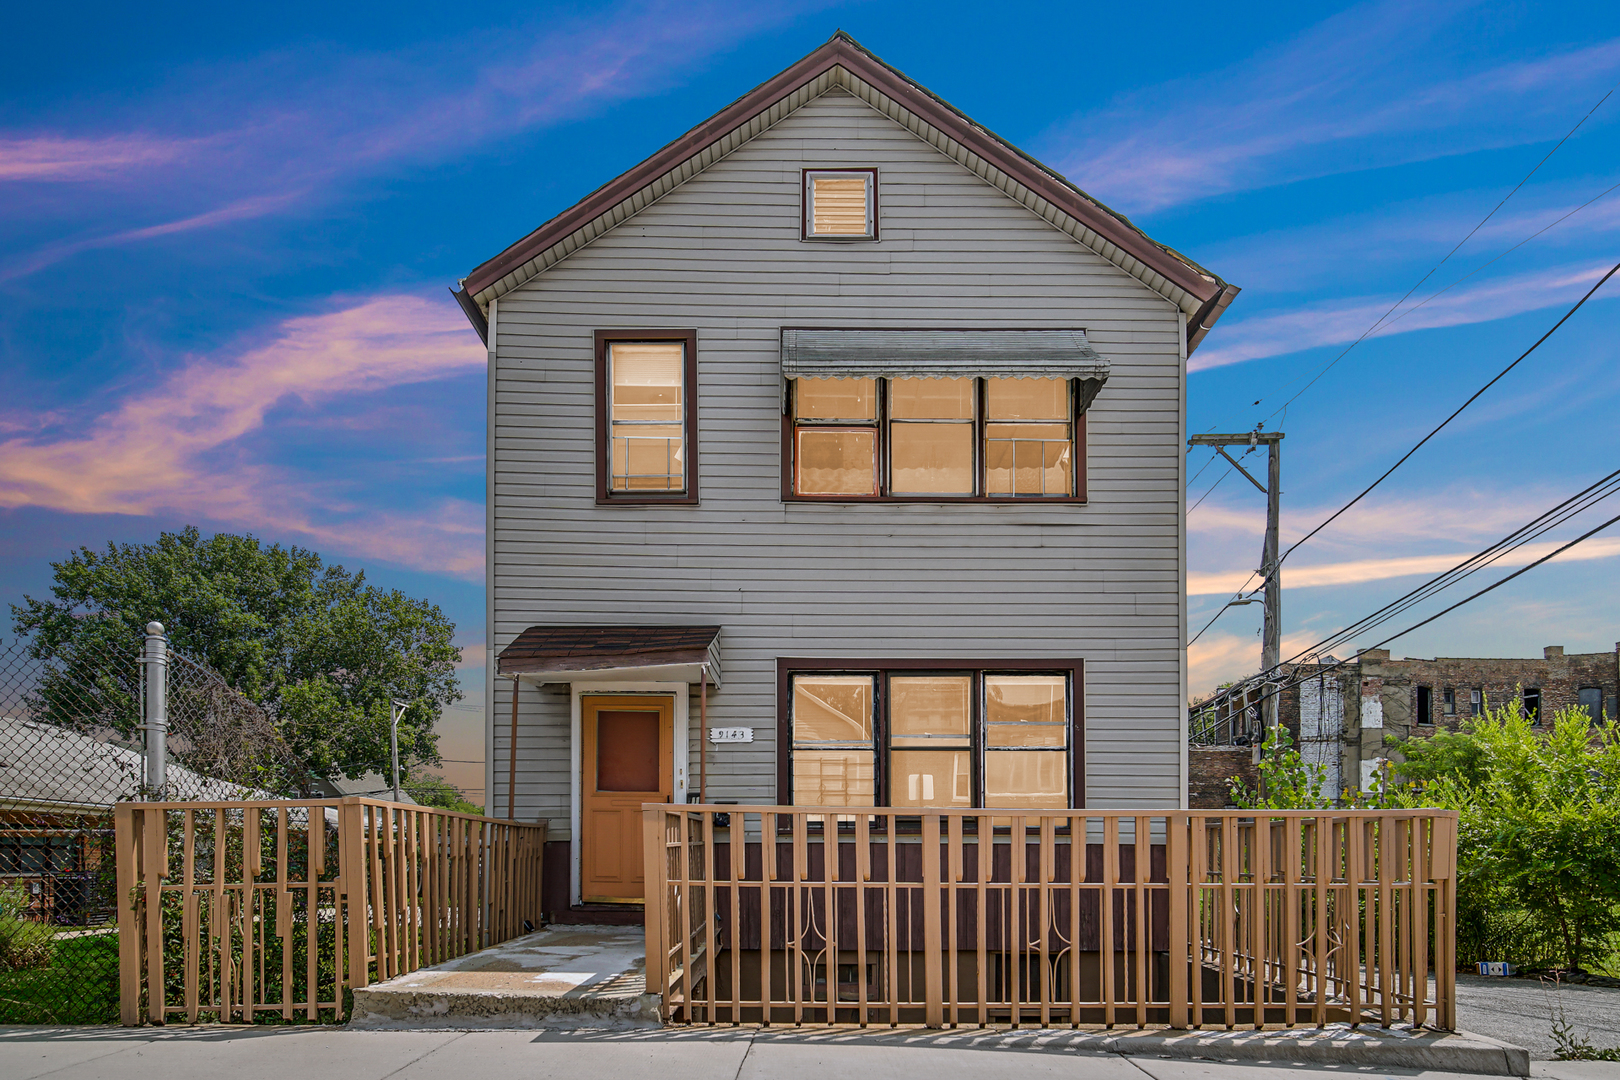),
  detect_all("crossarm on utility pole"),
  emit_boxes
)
[1212,445,1267,494]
